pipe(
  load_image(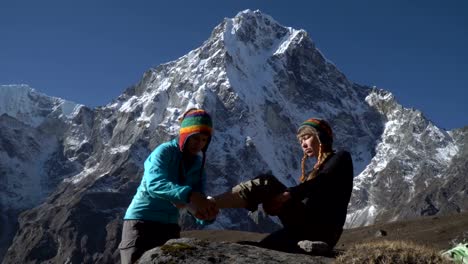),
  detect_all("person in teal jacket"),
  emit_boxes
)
[119,108,218,264]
